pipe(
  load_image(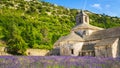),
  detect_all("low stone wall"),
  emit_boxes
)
[0,46,50,56]
[0,46,11,56]
[0,46,6,52]
[26,49,50,56]
[0,52,11,56]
